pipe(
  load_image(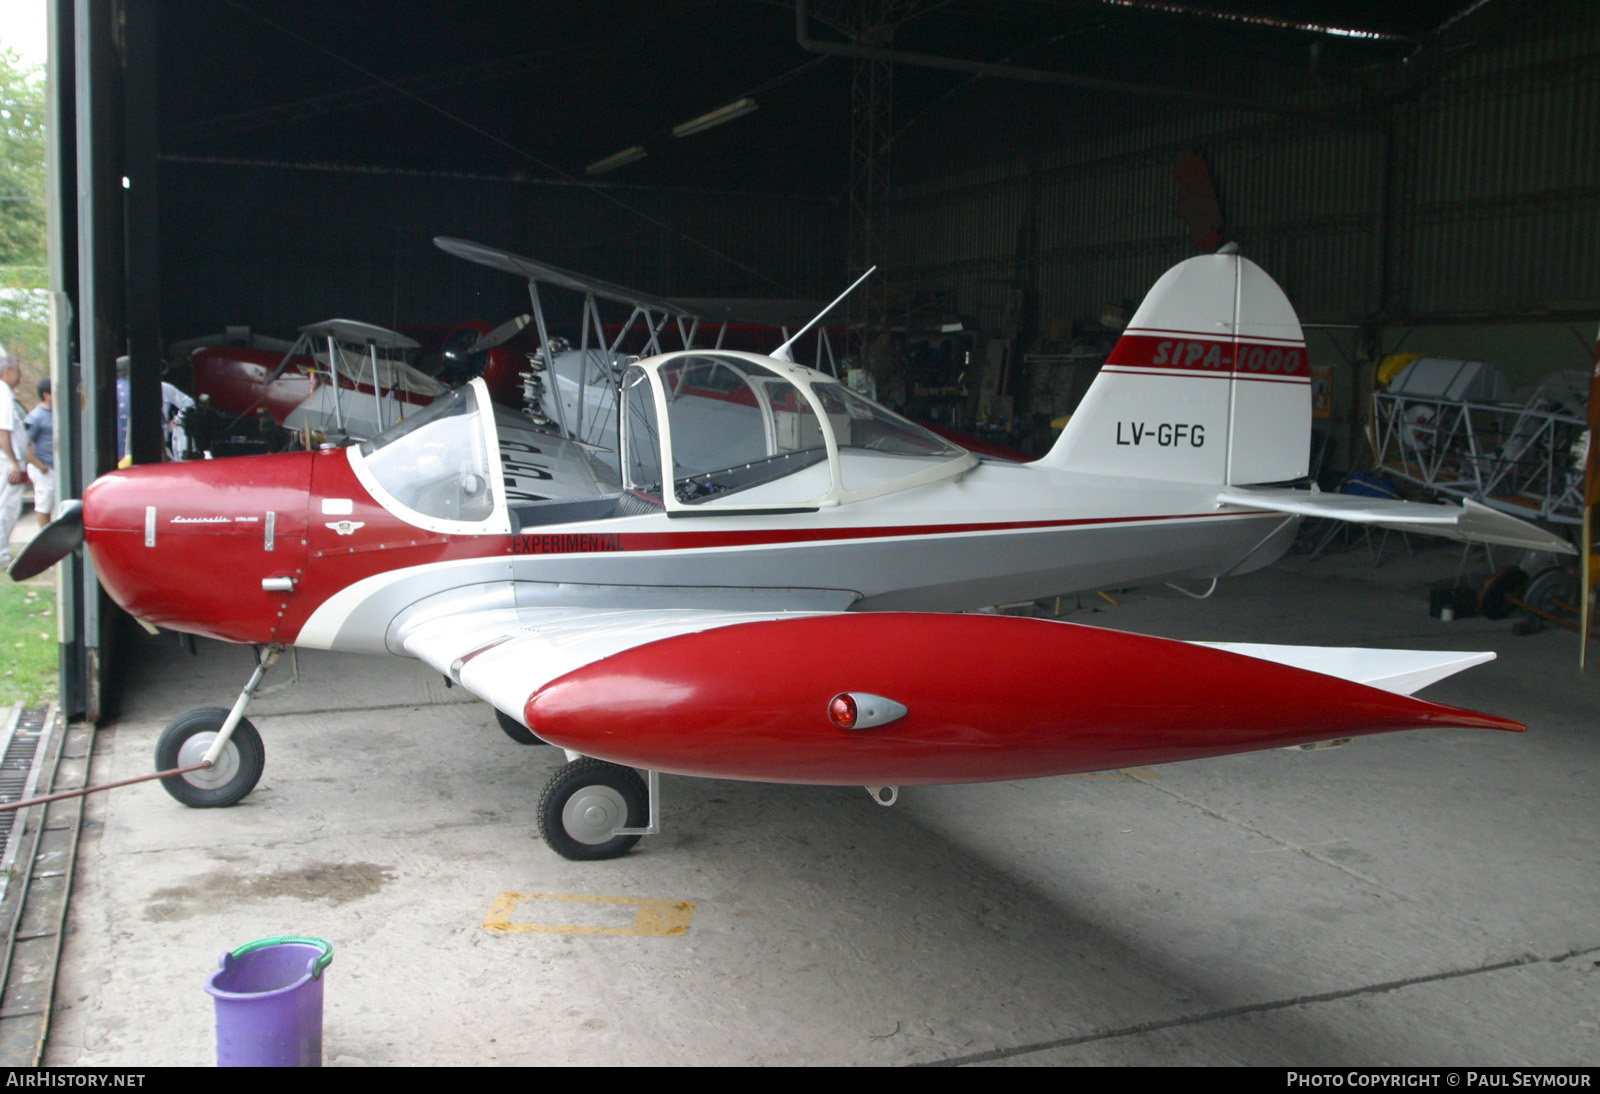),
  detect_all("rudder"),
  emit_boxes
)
[1038,250,1310,485]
